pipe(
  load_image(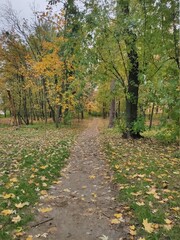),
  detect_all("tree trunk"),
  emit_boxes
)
[7,89,18,126]
[149,102,155,129]
[81,110,84,119]
[125,33,140,138]
[108,80,116,128]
